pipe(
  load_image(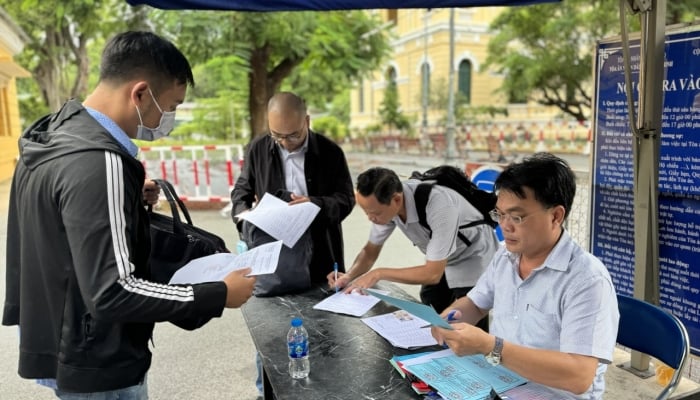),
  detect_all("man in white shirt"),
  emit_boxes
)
[432,153,619,399]
[329,167,499,325]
